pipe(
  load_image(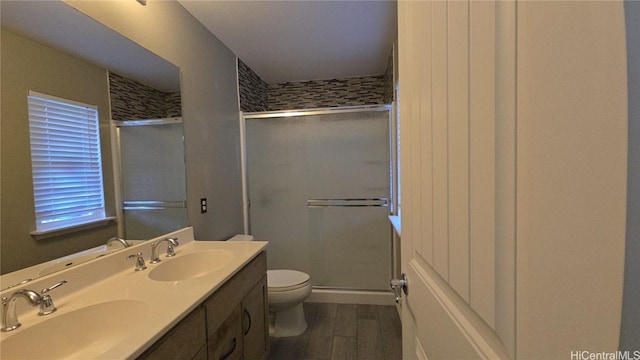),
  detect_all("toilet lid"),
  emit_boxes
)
[268,270,310,289]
